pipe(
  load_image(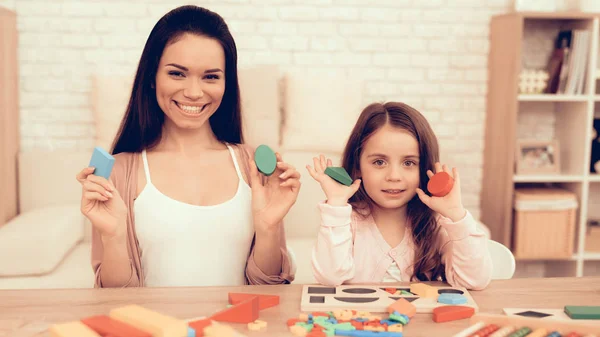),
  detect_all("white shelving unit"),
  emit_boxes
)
[481,12,600,277]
